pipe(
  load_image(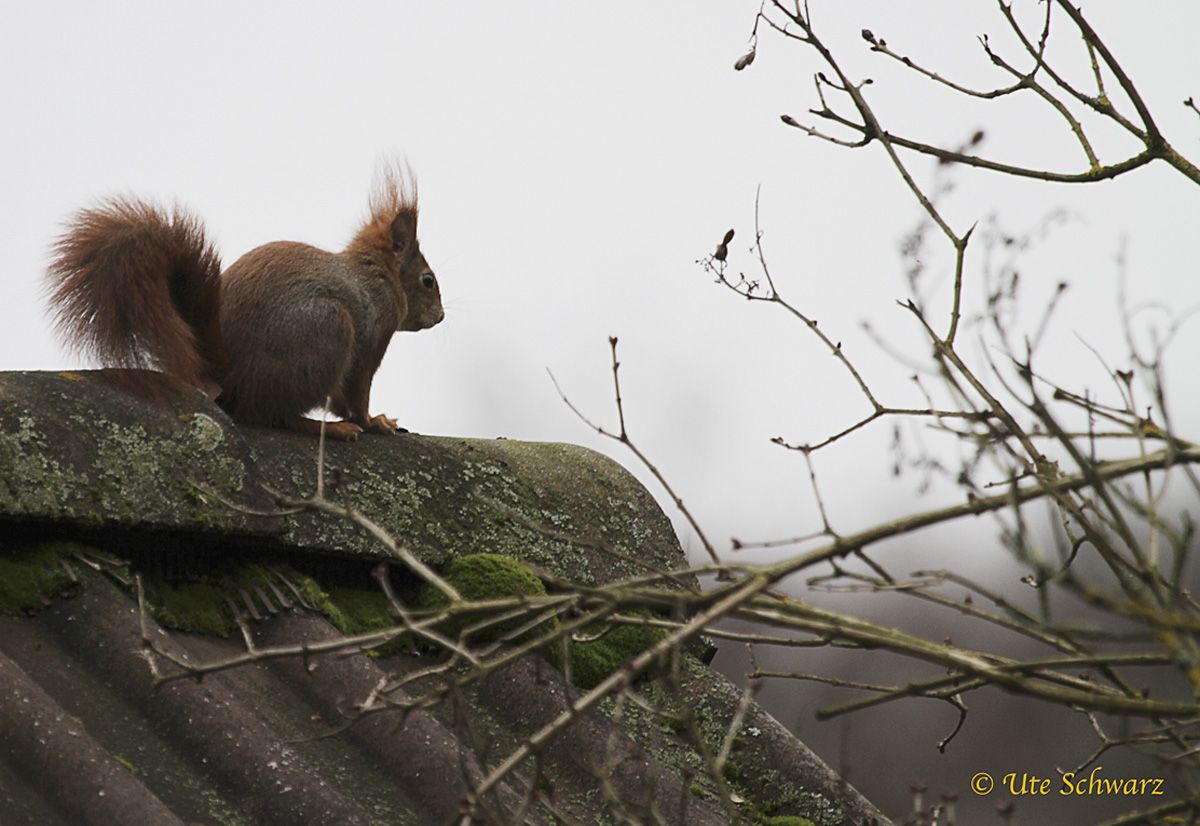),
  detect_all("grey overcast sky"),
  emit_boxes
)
[3,3,1199,819]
